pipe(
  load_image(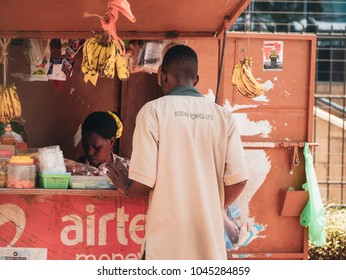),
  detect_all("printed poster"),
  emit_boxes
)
[263,41,283,70]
